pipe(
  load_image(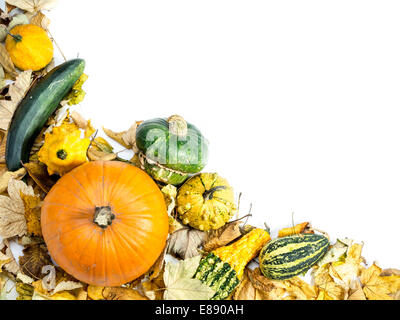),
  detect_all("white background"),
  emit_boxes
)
[45,0,400,268]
